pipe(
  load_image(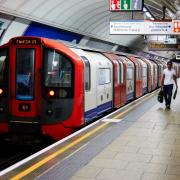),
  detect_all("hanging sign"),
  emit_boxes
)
[110,0,143,11]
